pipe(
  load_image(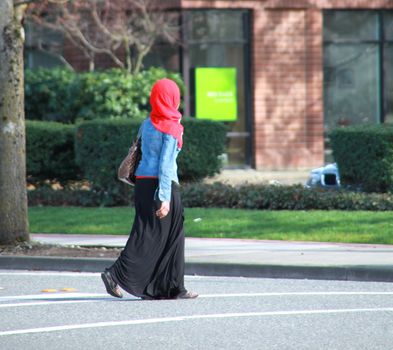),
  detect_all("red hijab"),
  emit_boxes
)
[150,79,183,149]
